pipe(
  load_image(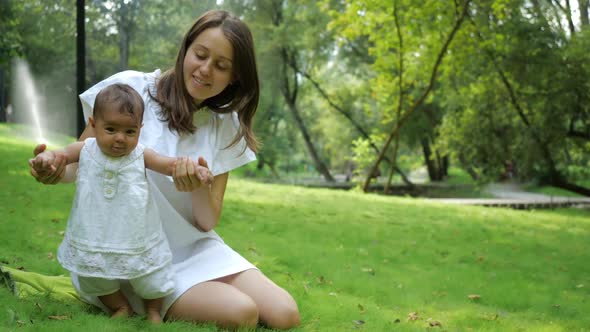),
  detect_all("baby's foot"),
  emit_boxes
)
[146,310,162,324]
[110,305,133,319]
